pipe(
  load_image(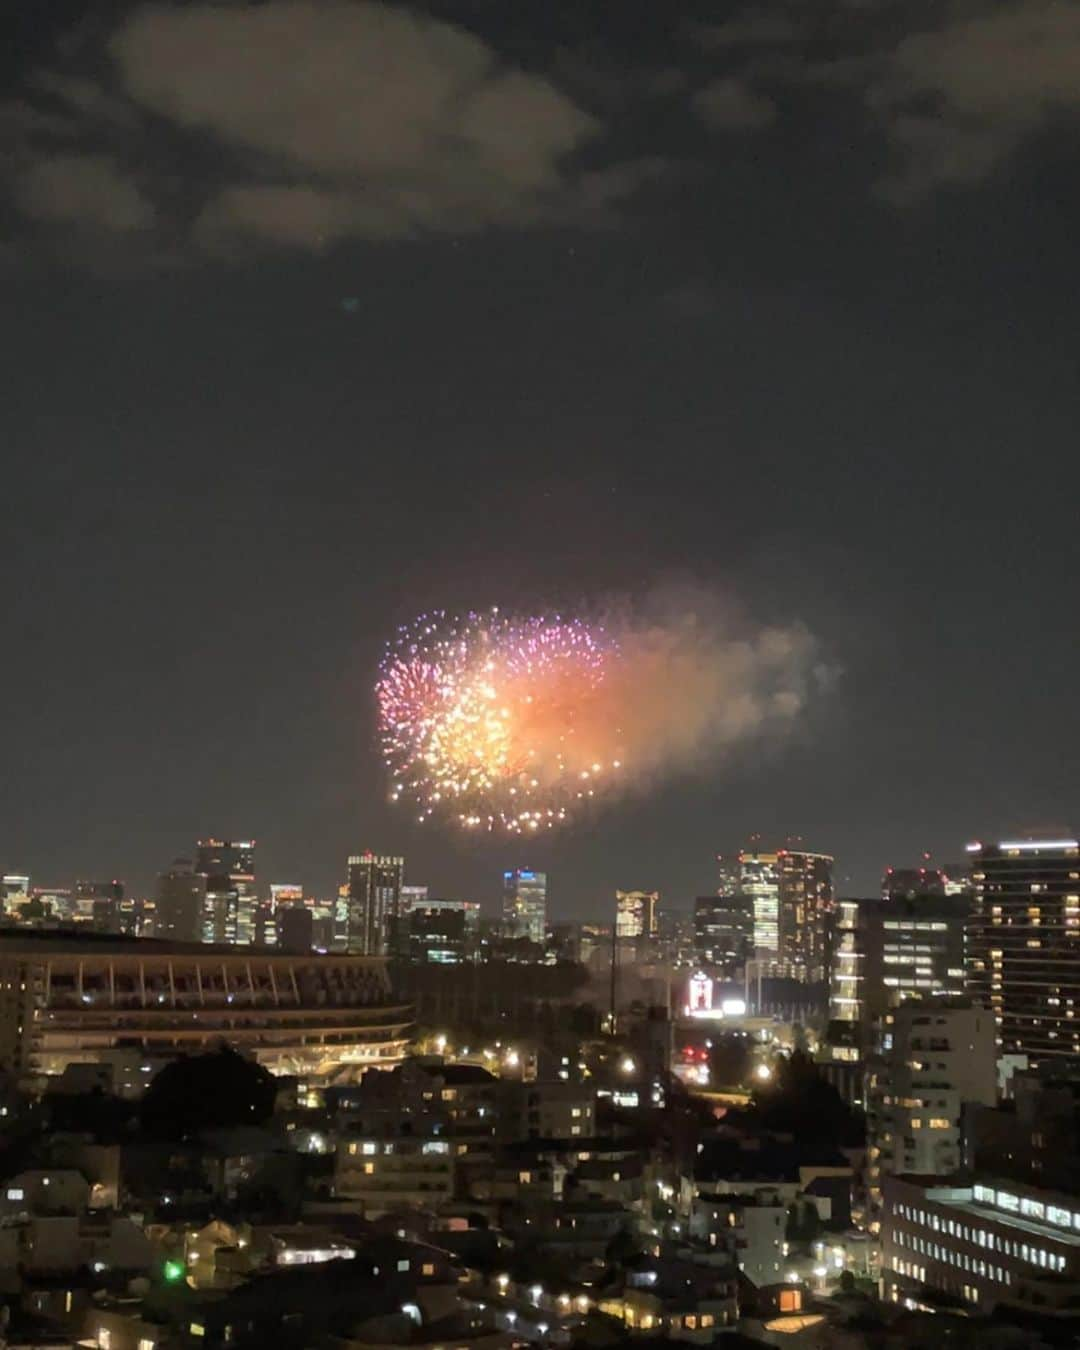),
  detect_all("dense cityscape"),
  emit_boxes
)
[0,837,1077,1346]
[8,0,1080,1345]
